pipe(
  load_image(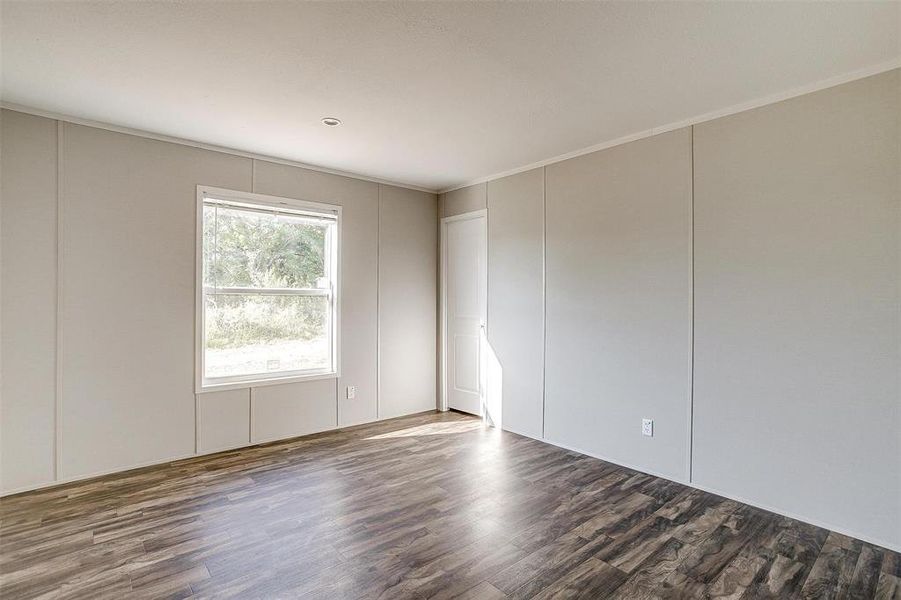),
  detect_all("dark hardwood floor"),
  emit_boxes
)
[1,410,898,599]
